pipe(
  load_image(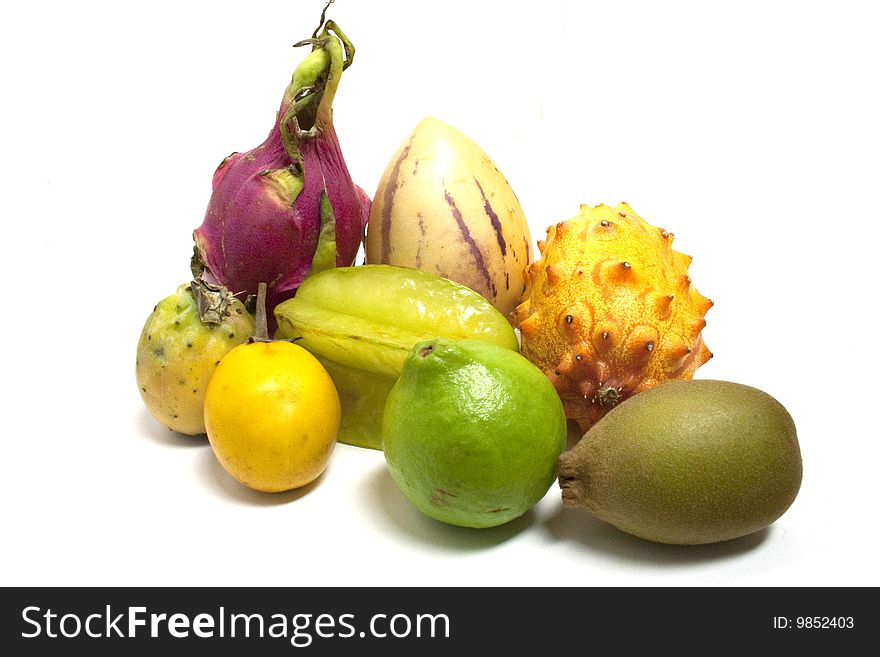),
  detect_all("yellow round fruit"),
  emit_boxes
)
[204,341,340,492]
